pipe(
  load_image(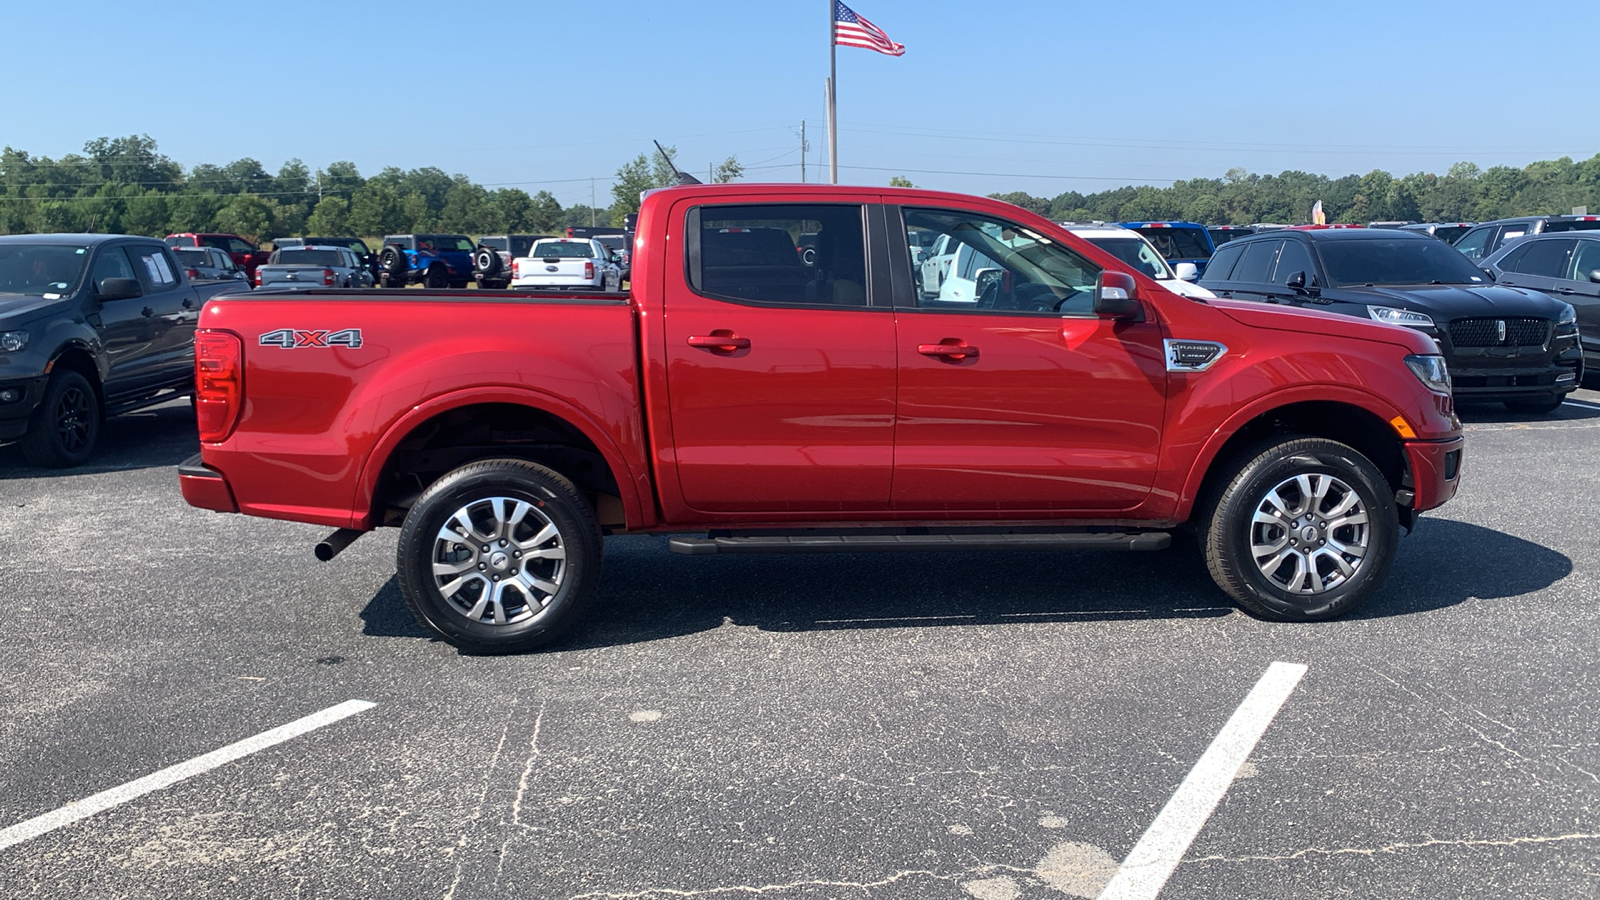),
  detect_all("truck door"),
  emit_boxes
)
[87,245,164,397]
[887,205,1168,511]
[660,199,896,514]
[124,243,198,390]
